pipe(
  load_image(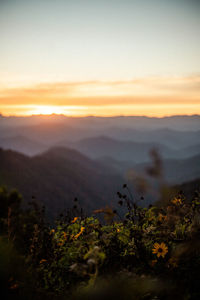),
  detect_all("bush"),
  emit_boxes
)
[1,186,200,299]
